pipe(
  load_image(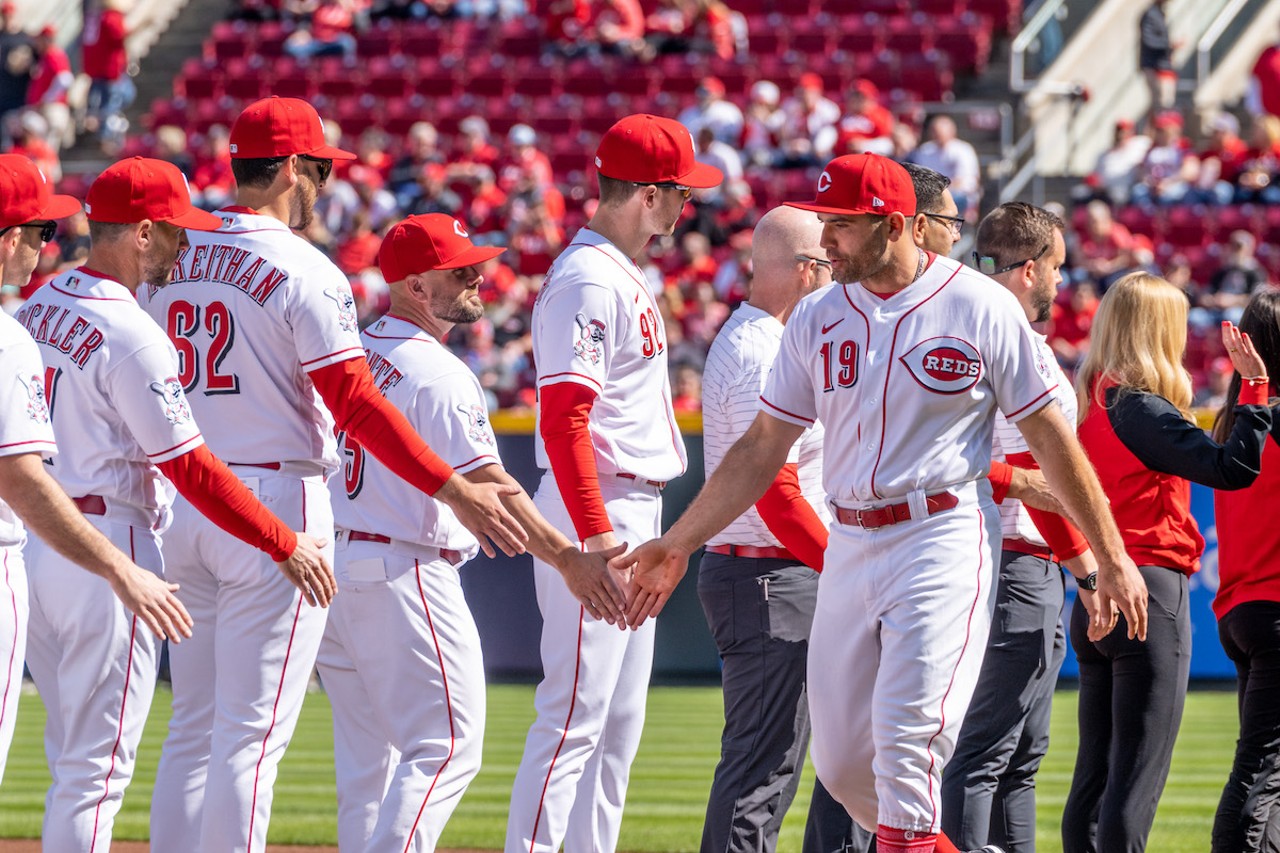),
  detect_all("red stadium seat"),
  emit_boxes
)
[885,14,935,54]
[934,15,992,73]
[398,23,445,59]
[1165,205,1209,248]
[1116,206,1158,239]
[914,0,962,16]
[180,64,221,101]
[836,26,883,59]
[898,53,952,102]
